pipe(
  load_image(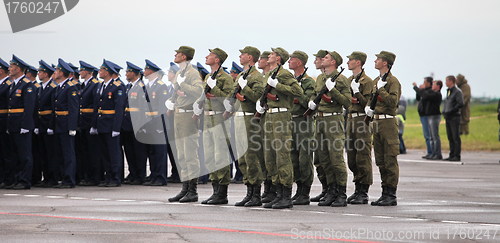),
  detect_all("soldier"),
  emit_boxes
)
[25,66,38,81]
[77,61,101,186]
[364,51,401,206]
[345,52,374,204]
[193,48,234,205]
[288,51,315,205]
[0,58,13,189]
[6,55,36,189]
[257,51,271,75]
[223,46,265,207]
[90,59,126,187]
[35,60,58,187]
[121,61,148,185]
[166,46,204,203]
[26,65,43,186]
[256,47,303,209]
[307,51,351,207]
[310,49,329,203]
[51,58,79,188]
[166,62,180,184]
[456,74,471,135]
[142,59,169,186]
